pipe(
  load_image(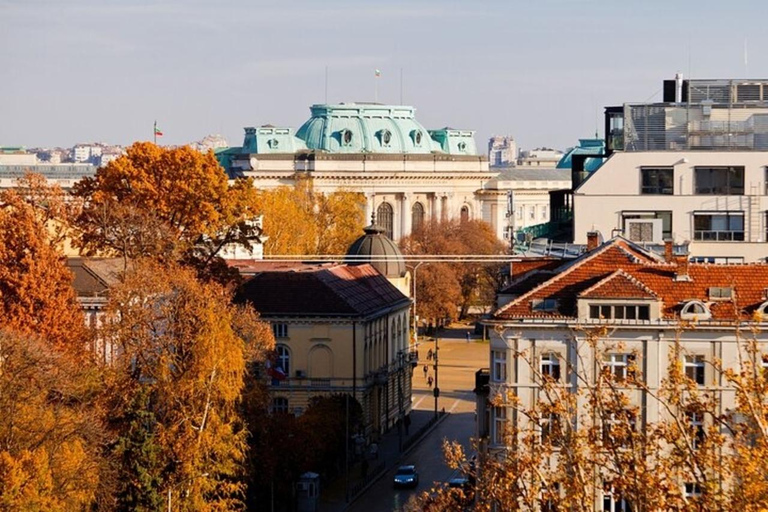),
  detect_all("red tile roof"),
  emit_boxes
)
[234,263,410,317]
[579,270,659,299]
[494,238,768,321]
